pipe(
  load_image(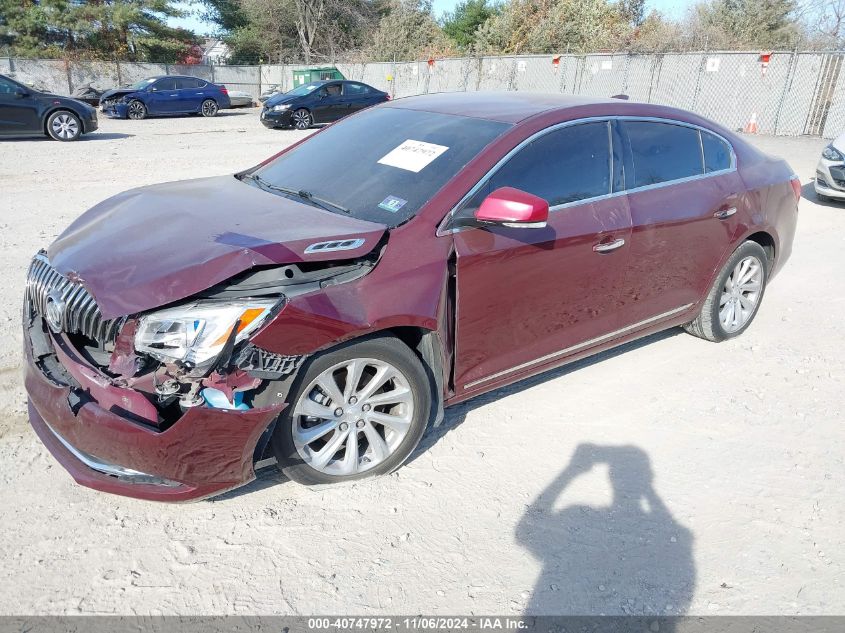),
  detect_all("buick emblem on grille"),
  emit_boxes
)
[45,290,66,334]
